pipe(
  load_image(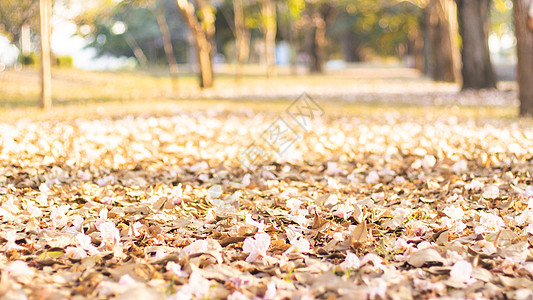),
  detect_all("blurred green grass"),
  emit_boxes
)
[0,66,518,122]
